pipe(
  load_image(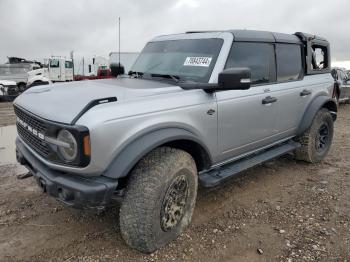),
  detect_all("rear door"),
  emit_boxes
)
[273,43,310,136]
[216,42,279,162]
